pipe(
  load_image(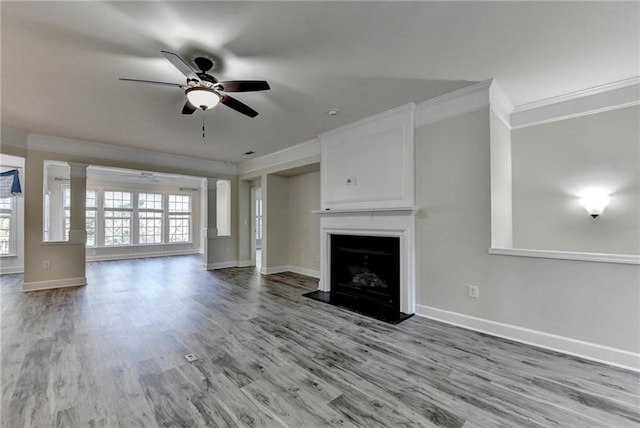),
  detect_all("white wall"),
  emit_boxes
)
[288,171,320,275]
[415,107,640,354]
[511,105,640,255]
